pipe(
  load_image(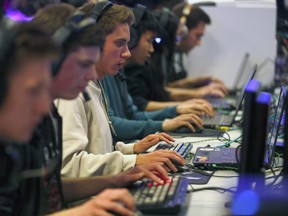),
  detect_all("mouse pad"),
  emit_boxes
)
[174,170,213,184]
[168,129,223,138]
